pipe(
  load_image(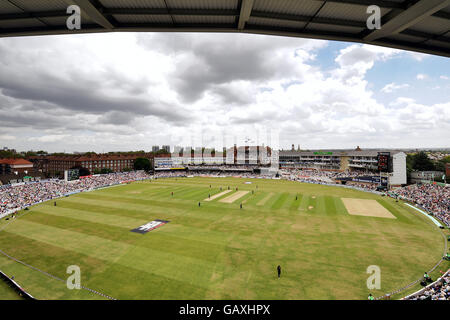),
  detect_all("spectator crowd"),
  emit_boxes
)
[154,171,262,179]
[0,171,150,216]
[280,169,379,191]
[406,271,450,300]
[393,183,450,227]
